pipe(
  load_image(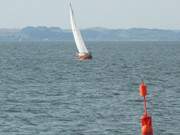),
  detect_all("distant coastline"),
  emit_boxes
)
[0,26,180,41]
